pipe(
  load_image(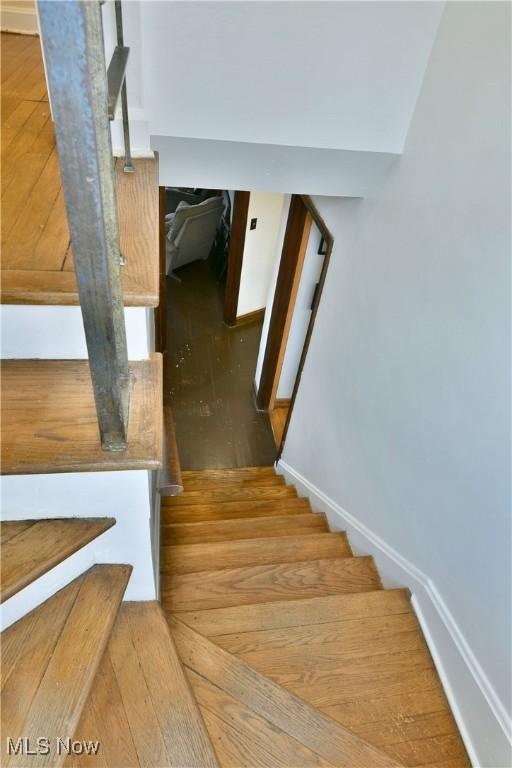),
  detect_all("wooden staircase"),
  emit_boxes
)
[160,467,471,768]
[0,541,218,767]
